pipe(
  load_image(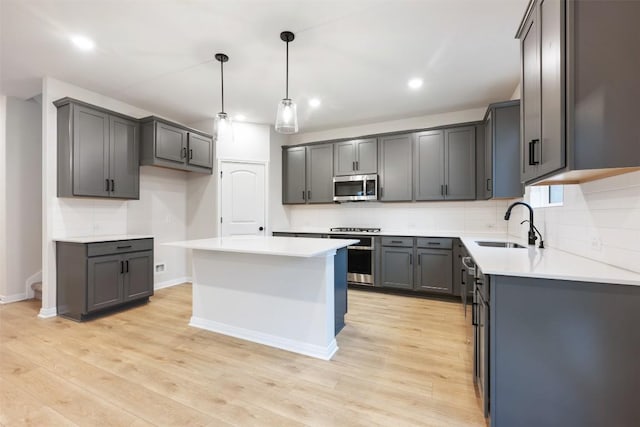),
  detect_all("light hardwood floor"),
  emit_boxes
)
[0,285,486,426]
